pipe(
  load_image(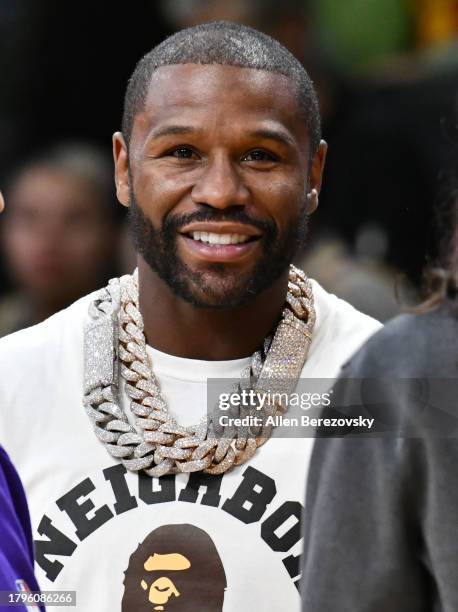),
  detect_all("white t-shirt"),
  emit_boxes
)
[0,279,380,611]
